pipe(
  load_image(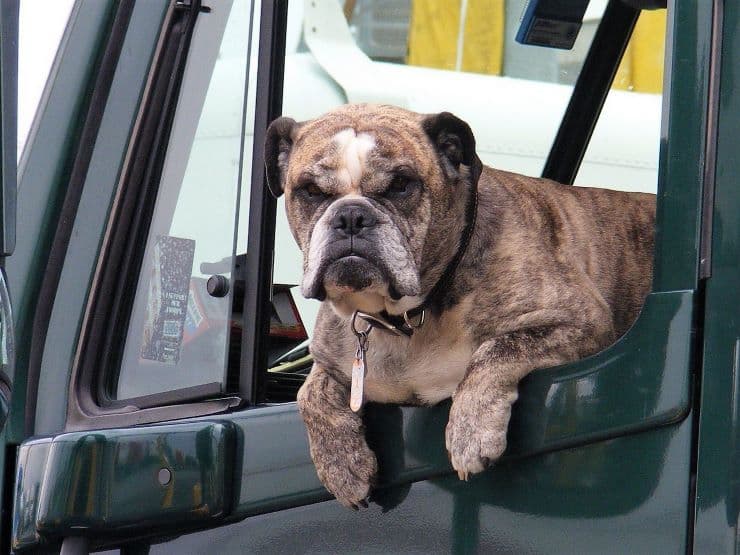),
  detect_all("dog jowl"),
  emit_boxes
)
[264,104,655,508]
